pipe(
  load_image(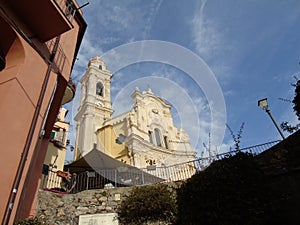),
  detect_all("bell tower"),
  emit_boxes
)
[74,56,113,158]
